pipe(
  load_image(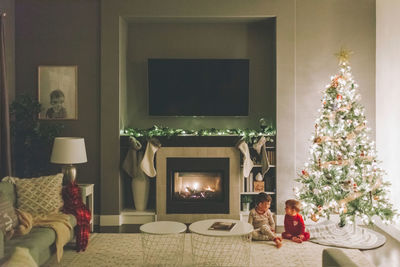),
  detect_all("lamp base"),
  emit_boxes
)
[62,165,77,184]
